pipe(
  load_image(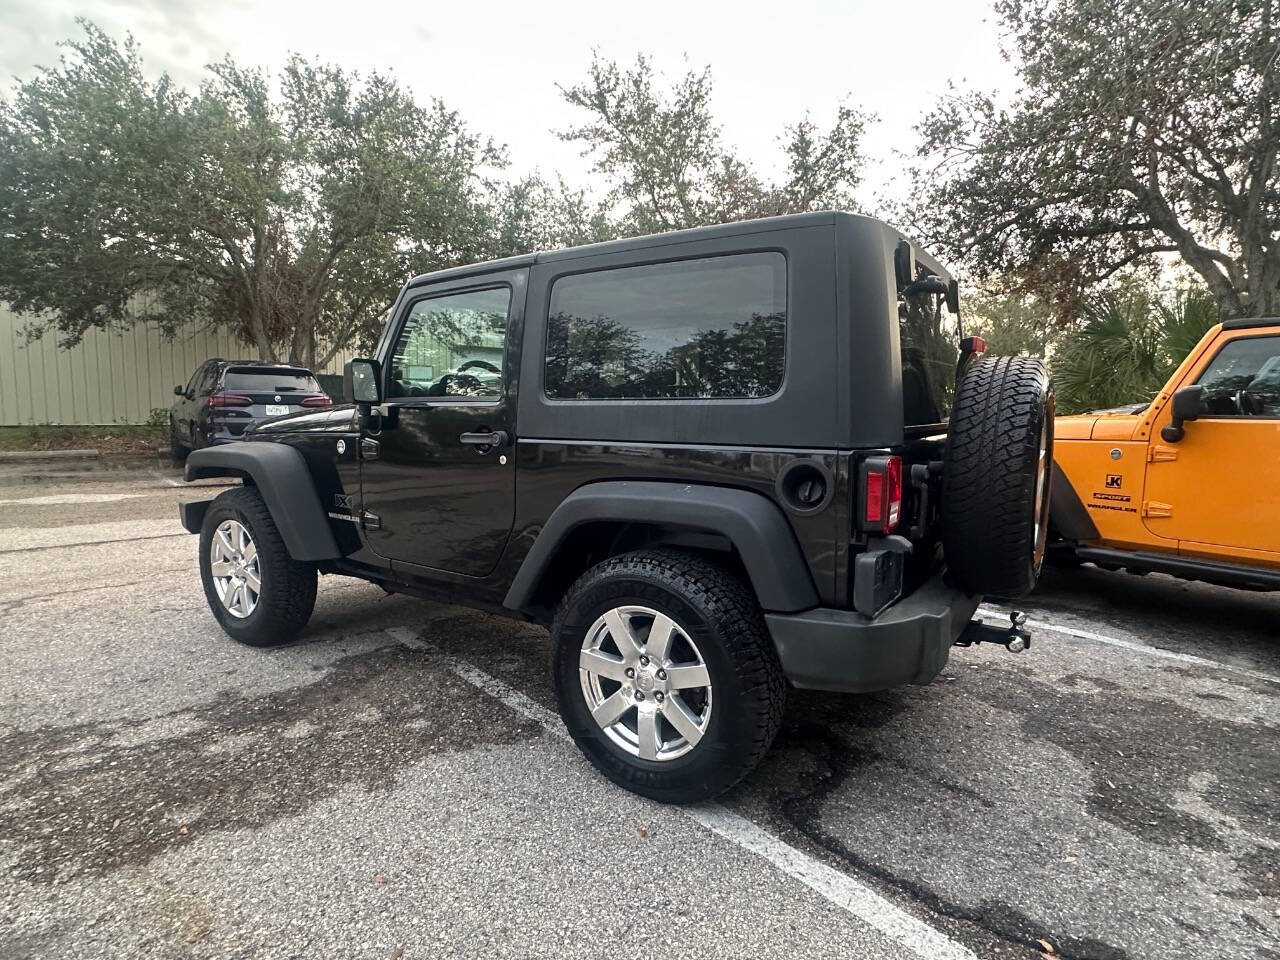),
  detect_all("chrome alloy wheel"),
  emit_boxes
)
[210,519,260,619]
[1032,417,1051,571]
[579,605,713,761]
